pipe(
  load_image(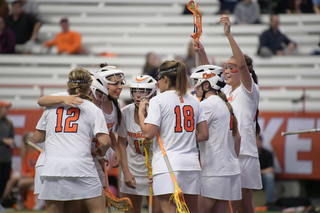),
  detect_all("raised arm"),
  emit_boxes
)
[193,40,210,65]
[220,15,252,92]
